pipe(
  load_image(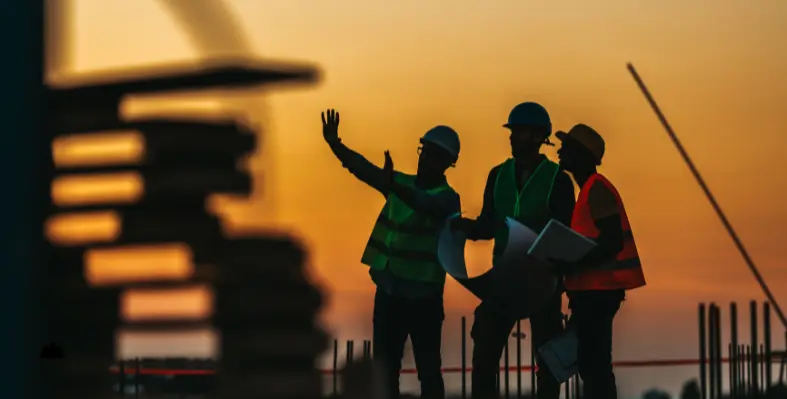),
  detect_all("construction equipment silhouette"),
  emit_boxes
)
[42,59,322,397]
